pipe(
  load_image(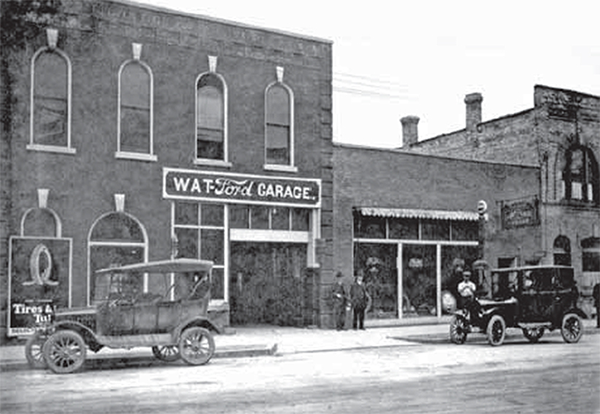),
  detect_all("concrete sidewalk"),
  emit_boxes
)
[1,319,597,372]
